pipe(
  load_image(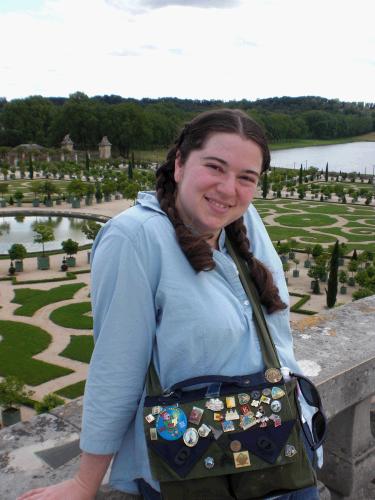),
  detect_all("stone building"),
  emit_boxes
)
[98,136,112,159]
[61,134,74,153]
